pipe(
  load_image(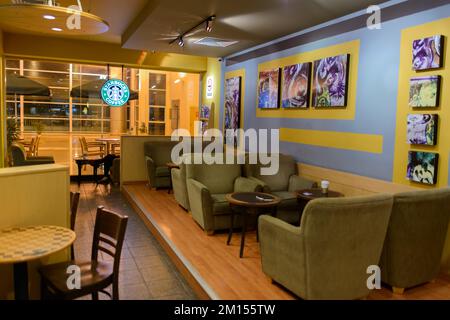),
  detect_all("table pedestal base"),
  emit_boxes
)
[13,262,29,300]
